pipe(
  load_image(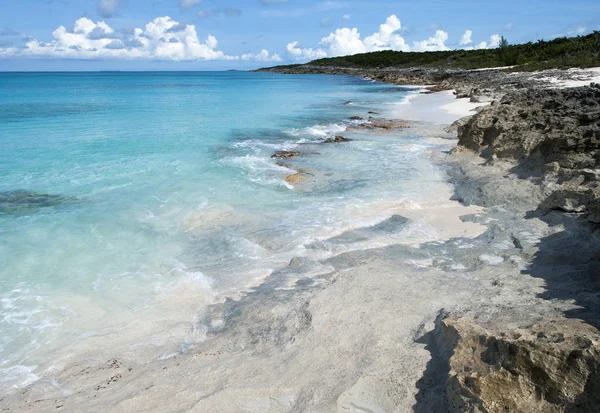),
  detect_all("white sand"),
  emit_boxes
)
[0,92,555,413]
[532,67,600,89]
[397,90,487,124]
